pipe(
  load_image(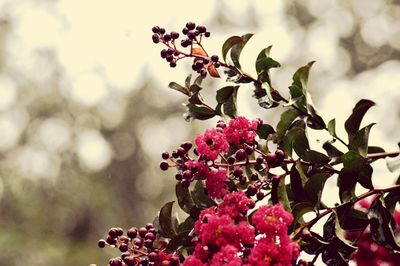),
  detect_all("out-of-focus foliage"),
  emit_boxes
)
[0,1,399,265]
